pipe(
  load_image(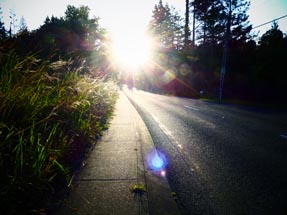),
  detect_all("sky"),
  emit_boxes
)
[0,0,287,39]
